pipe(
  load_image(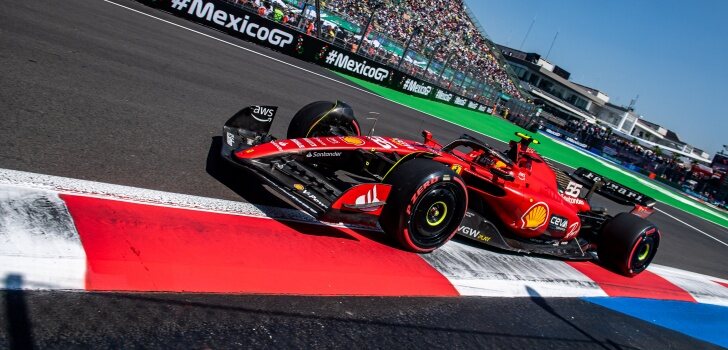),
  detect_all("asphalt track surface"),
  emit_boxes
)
[0,291,724,349]
[0,0,726,348]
